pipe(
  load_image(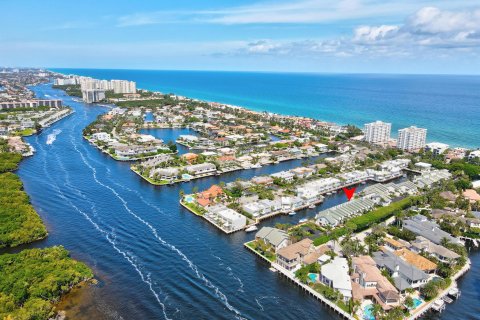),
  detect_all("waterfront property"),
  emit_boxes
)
[373,251,429,292]
[403,214,462,245]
